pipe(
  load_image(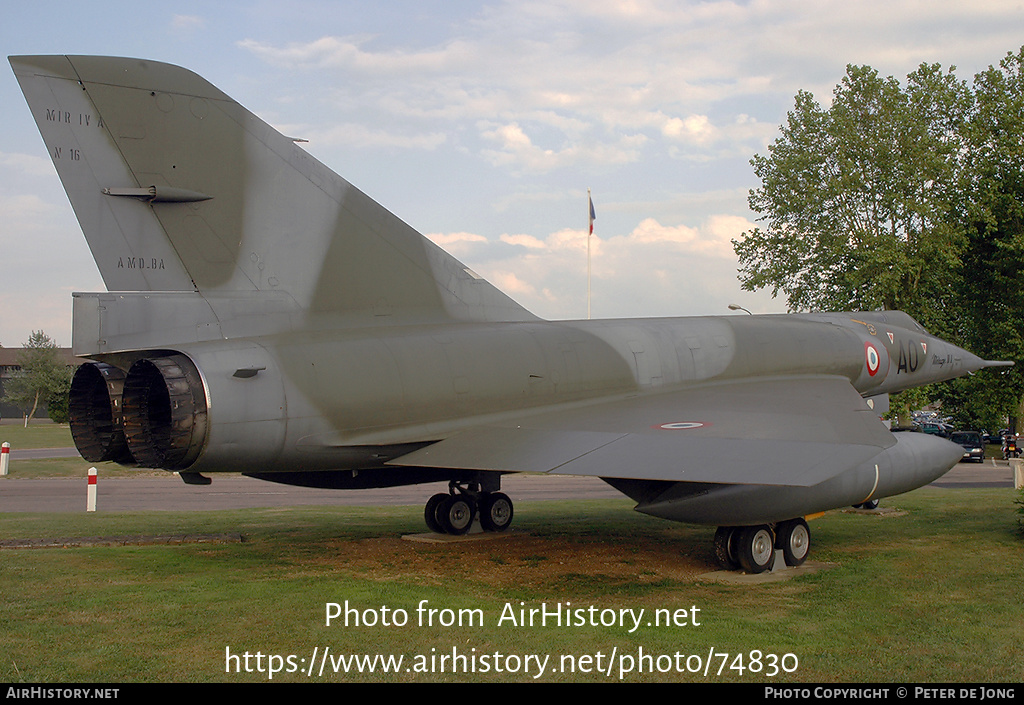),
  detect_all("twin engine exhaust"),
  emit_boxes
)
[69,355,208,470]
